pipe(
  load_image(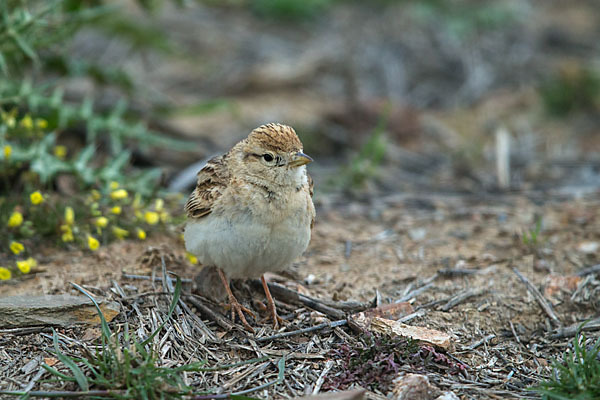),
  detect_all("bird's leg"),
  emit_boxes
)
[217,268,255,333]
[261,275,284,329]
